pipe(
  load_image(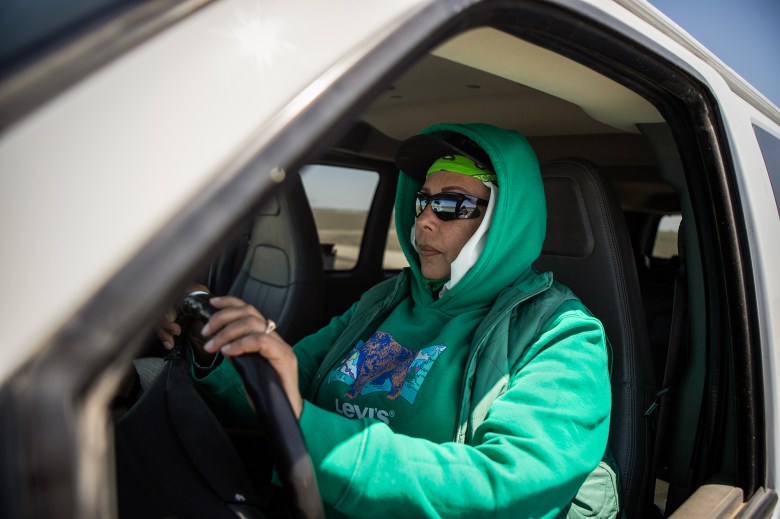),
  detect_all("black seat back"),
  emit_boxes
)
[533,159,656,517]
[229,173,324,344]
